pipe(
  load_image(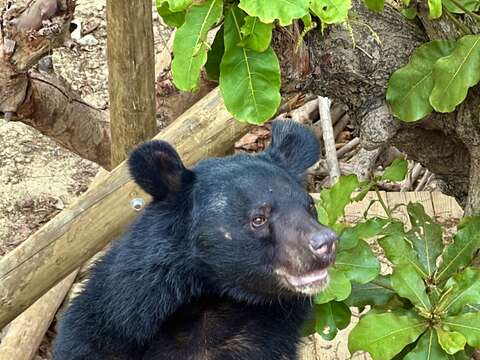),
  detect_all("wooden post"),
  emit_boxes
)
[0,272,77,360]
[0,88,250,329]
[107,0,157,166]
